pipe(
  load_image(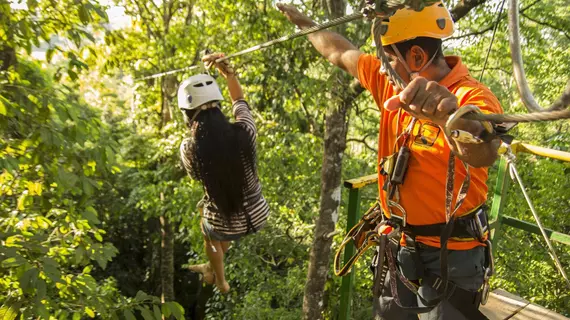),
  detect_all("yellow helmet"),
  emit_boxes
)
[374,2,454,46]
